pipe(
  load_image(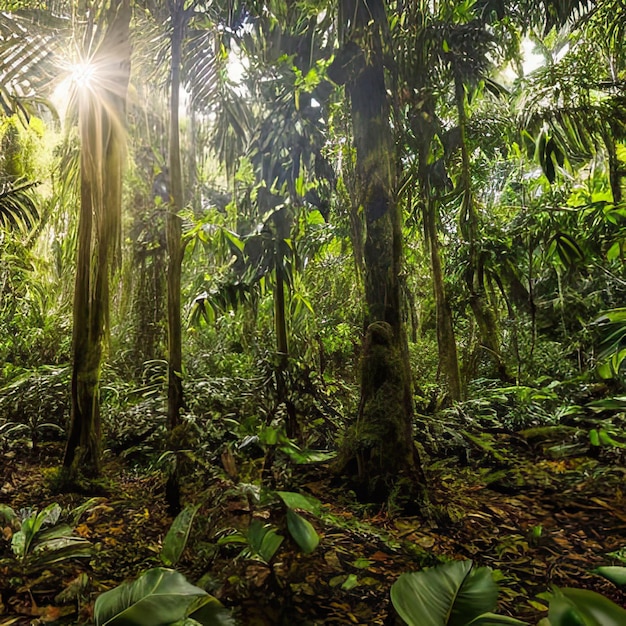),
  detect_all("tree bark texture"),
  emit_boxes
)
[423,196,462,402]
[335,0,422,504]
[455,78,509,382]
[64,0,131,476]
[166,0,187,433]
